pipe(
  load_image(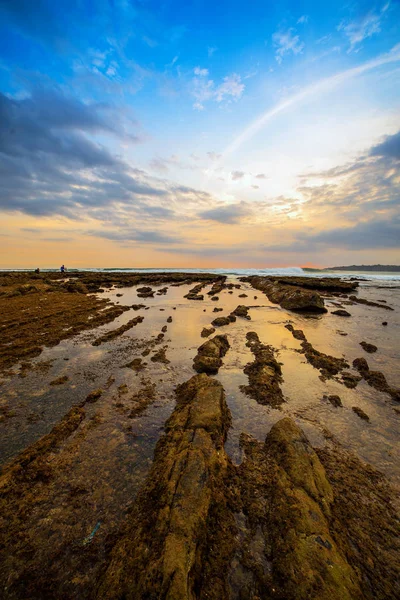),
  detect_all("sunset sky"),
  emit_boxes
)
[0,0,399,268]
